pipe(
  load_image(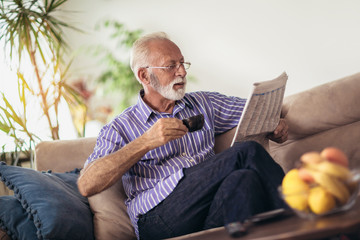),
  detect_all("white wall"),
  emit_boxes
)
[61,0,360,98]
